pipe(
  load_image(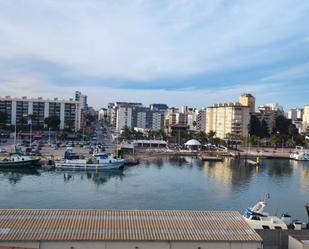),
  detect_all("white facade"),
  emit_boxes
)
[187,110,198,130]
[75,91,88,110]
[136,111,147,129]
[0,96,81,131]
[152,112,163,130]
[116,107,132,132]
[303,105,309,133]
[288,108,304,121]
